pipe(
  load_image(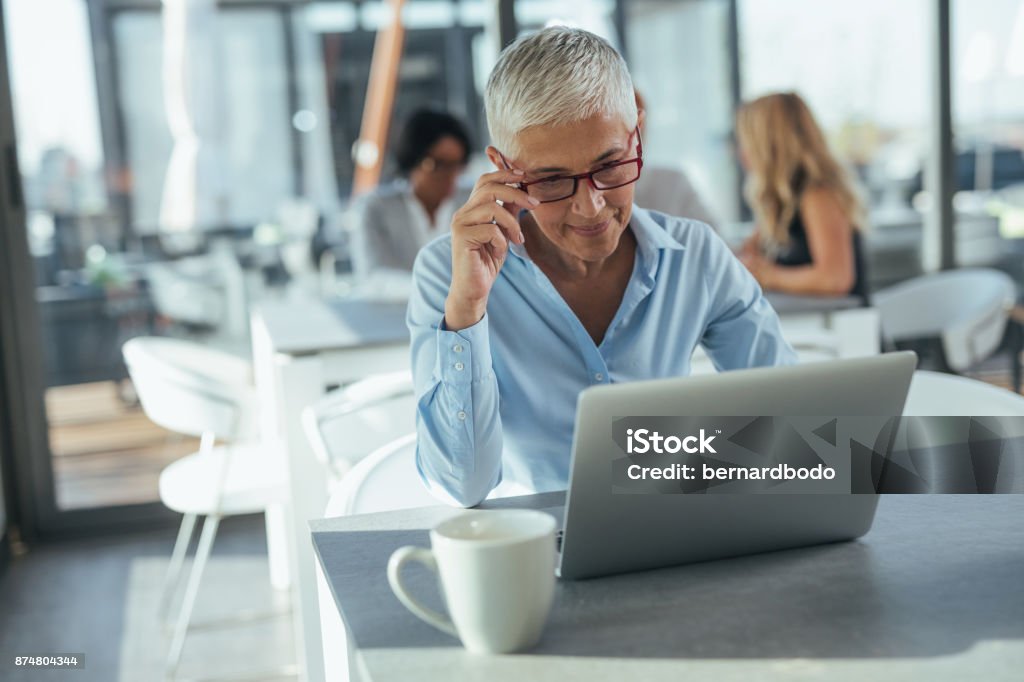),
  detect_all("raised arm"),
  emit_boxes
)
[407,168,536,507]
